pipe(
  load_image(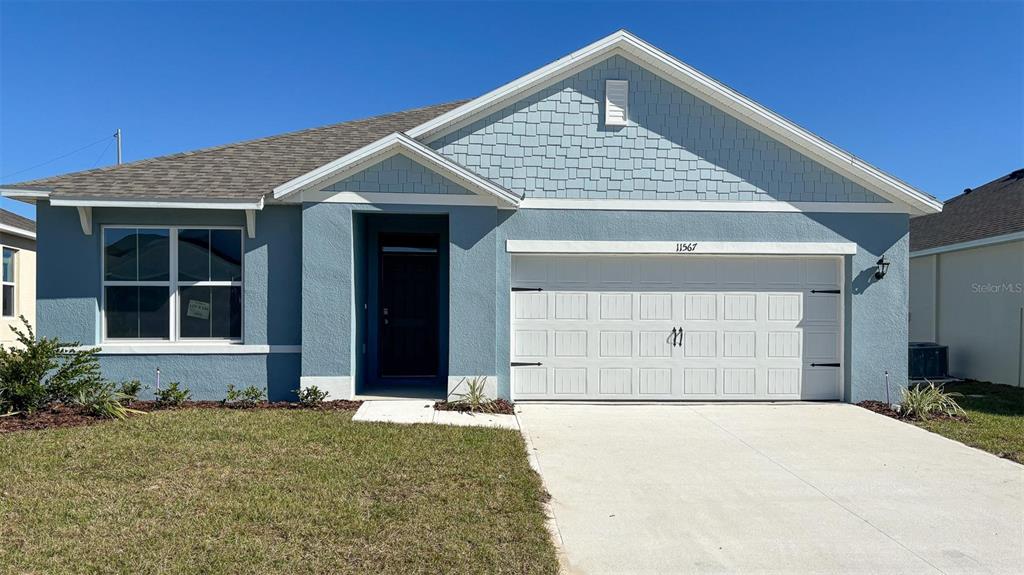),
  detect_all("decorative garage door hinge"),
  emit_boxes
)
[810,289,841,294]
[511,362,543,367]
[511,287,543,292]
